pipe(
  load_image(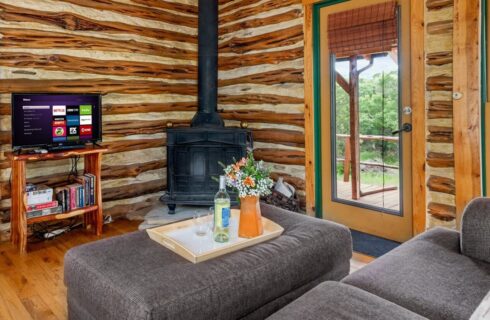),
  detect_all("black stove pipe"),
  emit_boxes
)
[191,0,224,127]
